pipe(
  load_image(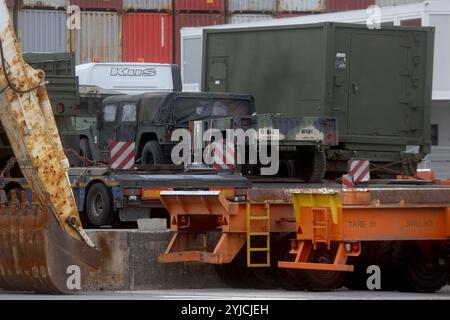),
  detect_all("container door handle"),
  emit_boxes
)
[352,83,359,93]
